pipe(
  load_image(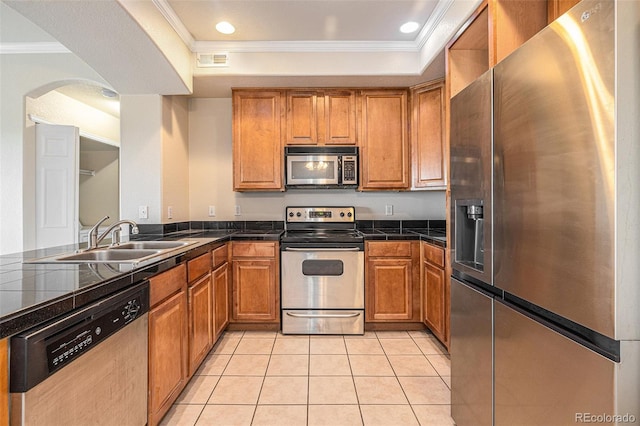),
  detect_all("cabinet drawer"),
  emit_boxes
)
[367,241,412,257]
[212,244,228,269]
[423,243,444,268]
[188,253,211,283]
[149,264,187,308]
[232,242,277,258]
